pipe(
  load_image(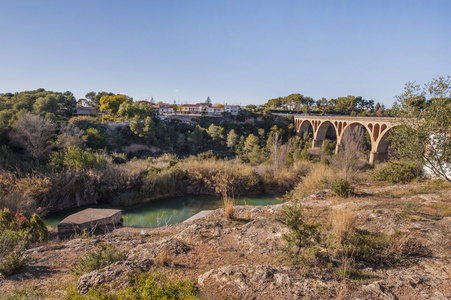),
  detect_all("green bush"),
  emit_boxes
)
[0,209,49,276]
[0,208,18,232]
[276,202,322,265]
[369,160,423,183]
[30,213,49,243]
[331,179,354,197]
[50,147,107,171]
[0,229,29,276]
[72,243,127,275]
